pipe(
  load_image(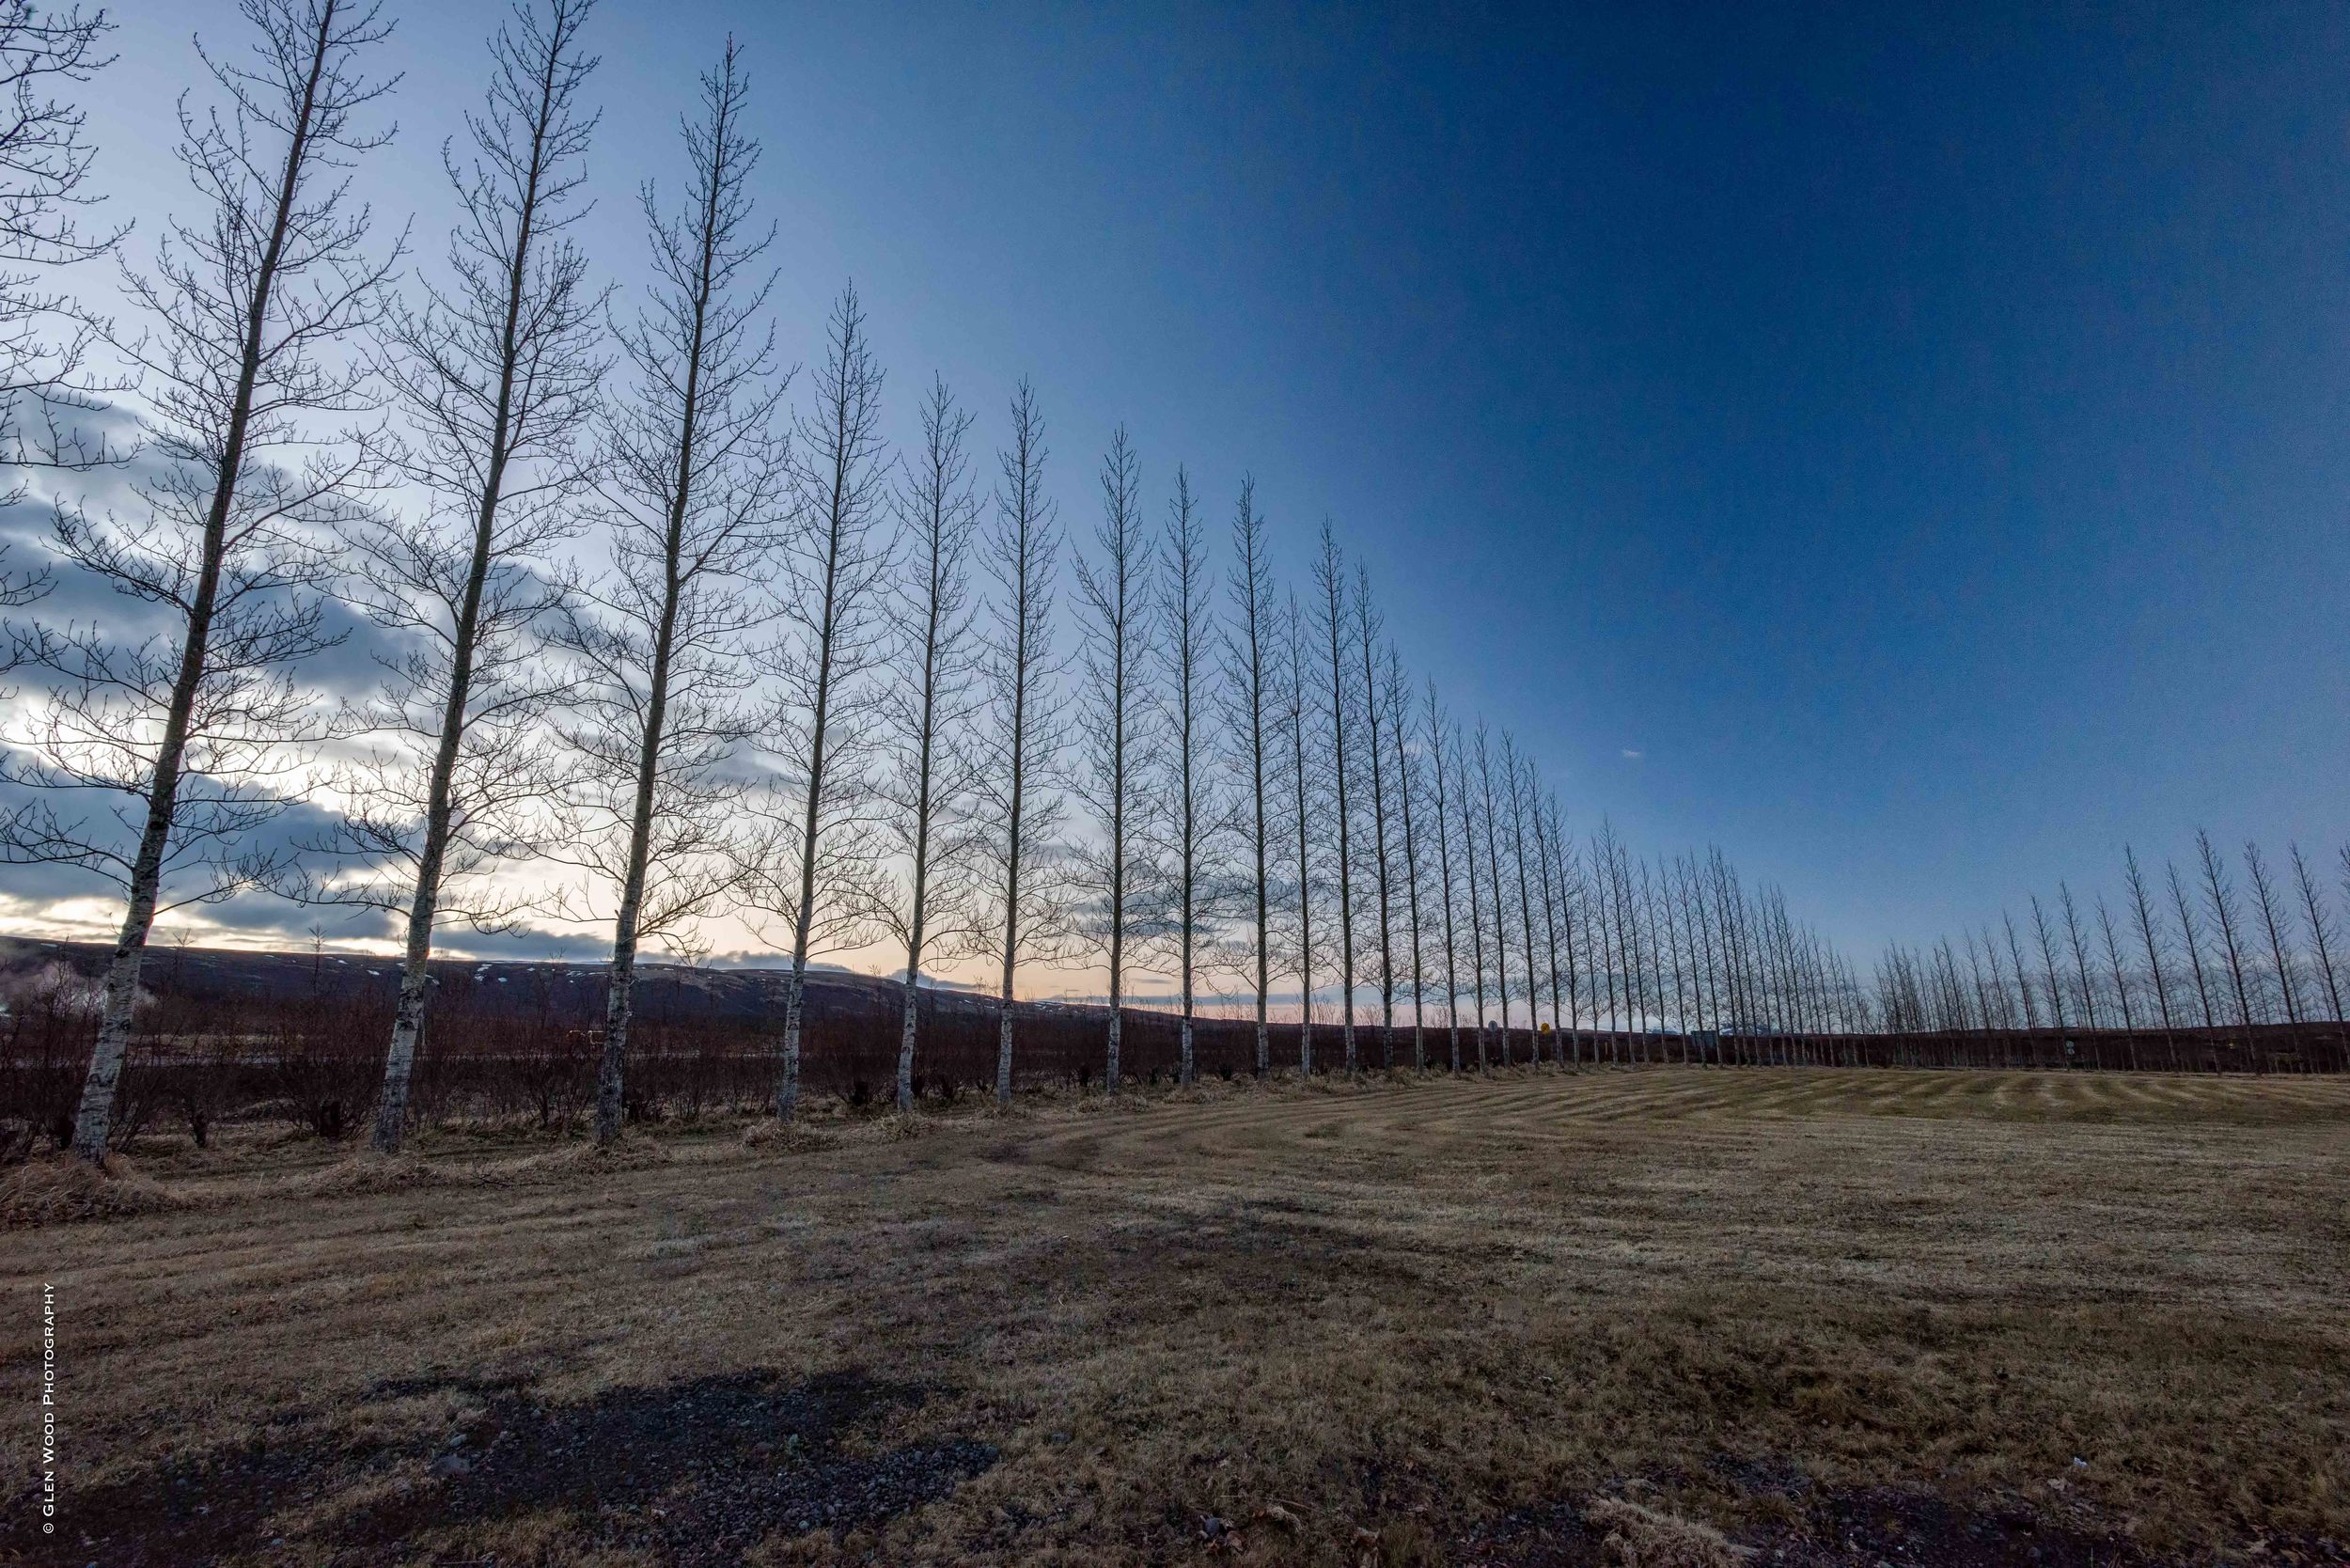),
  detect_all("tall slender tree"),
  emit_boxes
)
[876,376,980,1112]
[556,40,781,1145]
[761,283,892,1119]
[1594,835,1622,1046]
[974,379,1066,1106]
[1280,589,1318,1072]
[2123,847,2177,1047]
[2291,843,2343,1026]
[1679,856,1715,1053]
[2060,882,2101,1032]
[1650,857,1686,1053]
[1219,478,1276,1075]
[1424,681,1464,1071]
[1474,724,1512,1060]
[1071,425,1154,1090]
[1352,563,1397,1067]
[1503,735,1543,1060]
[2093,896,2134,1029]
[1076,430,1156,1090]
[1151,462,1220,1086]
[2030,894,2070,1036]
[2243,841,2303,1033]
[8,0,397,1160]
[338,0,603,1154]
[2196,828,2257,1034]
[1458,729,1491,1067]
[2166,860,2218,1031]
[1310,524,1358,1071]
[1528,774,1567,1058]
[1381,644,1426,1067]
[1980,921,2017,1037]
